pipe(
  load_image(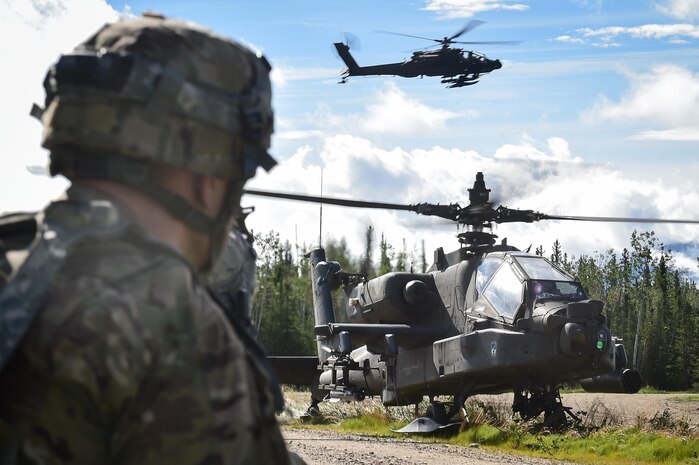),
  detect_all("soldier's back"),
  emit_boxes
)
[0,187,289,465]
